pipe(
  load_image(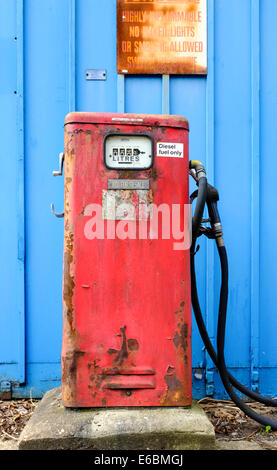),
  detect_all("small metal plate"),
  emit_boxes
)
[108,179,149,190]
[86,69,107,80]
